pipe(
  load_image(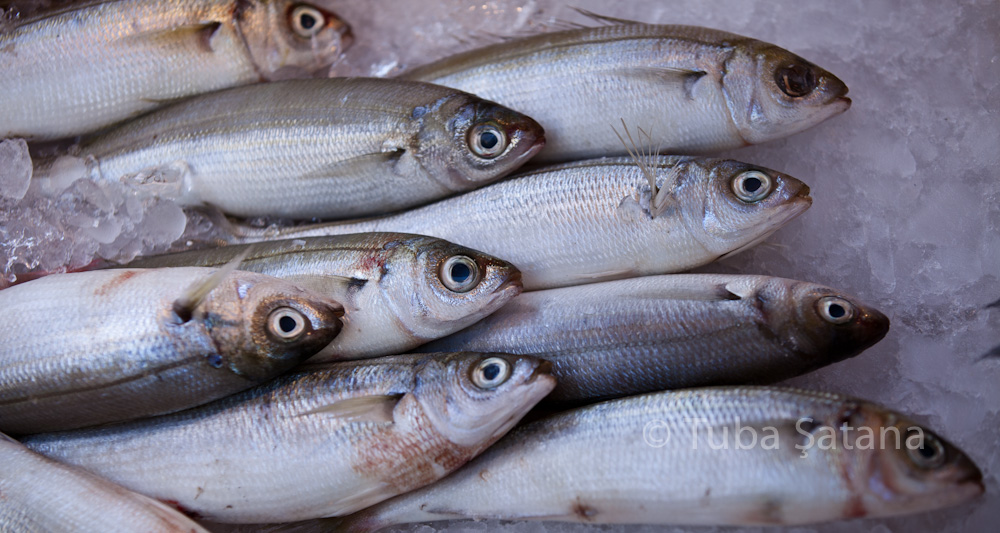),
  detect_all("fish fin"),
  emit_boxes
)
[323,482,395,517]
[297,150,408,181]
[129,21,223,54]
[571,8,643,26]
[576,268,639,281]
[615,66,708,100]
[281,274,365,314]
[299,394,401,423]
[172,246,253,322]
[629,282,743,302]
[612,119,670,217]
